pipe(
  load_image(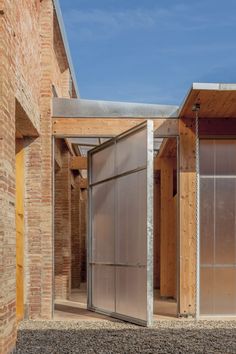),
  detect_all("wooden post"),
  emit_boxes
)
[160,158,177,298]
[153,171,161,289]
[179,118,196,316]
